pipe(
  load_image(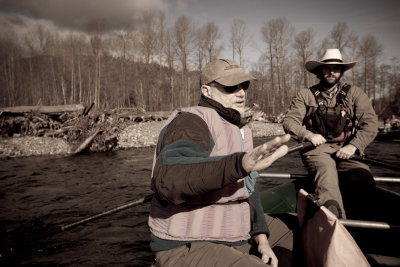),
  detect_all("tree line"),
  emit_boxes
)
[0,12,399,119]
